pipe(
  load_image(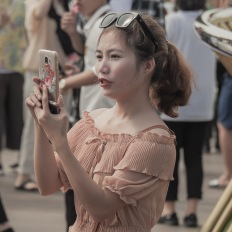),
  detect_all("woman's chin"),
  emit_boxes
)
[102,90,115,99]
